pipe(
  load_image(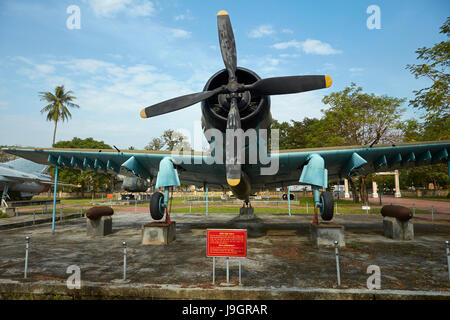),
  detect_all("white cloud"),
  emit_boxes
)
[271,91,328,122]
[169,28,191,39]
[89,0,155,17]
[4,56,207,149]
[349,67,364,73]
[174,10,193,21]
[272,39,342,55]
[281,28,293,34]
[272,40,301,50]
[248,25,275,38]
[302,39,342,55]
